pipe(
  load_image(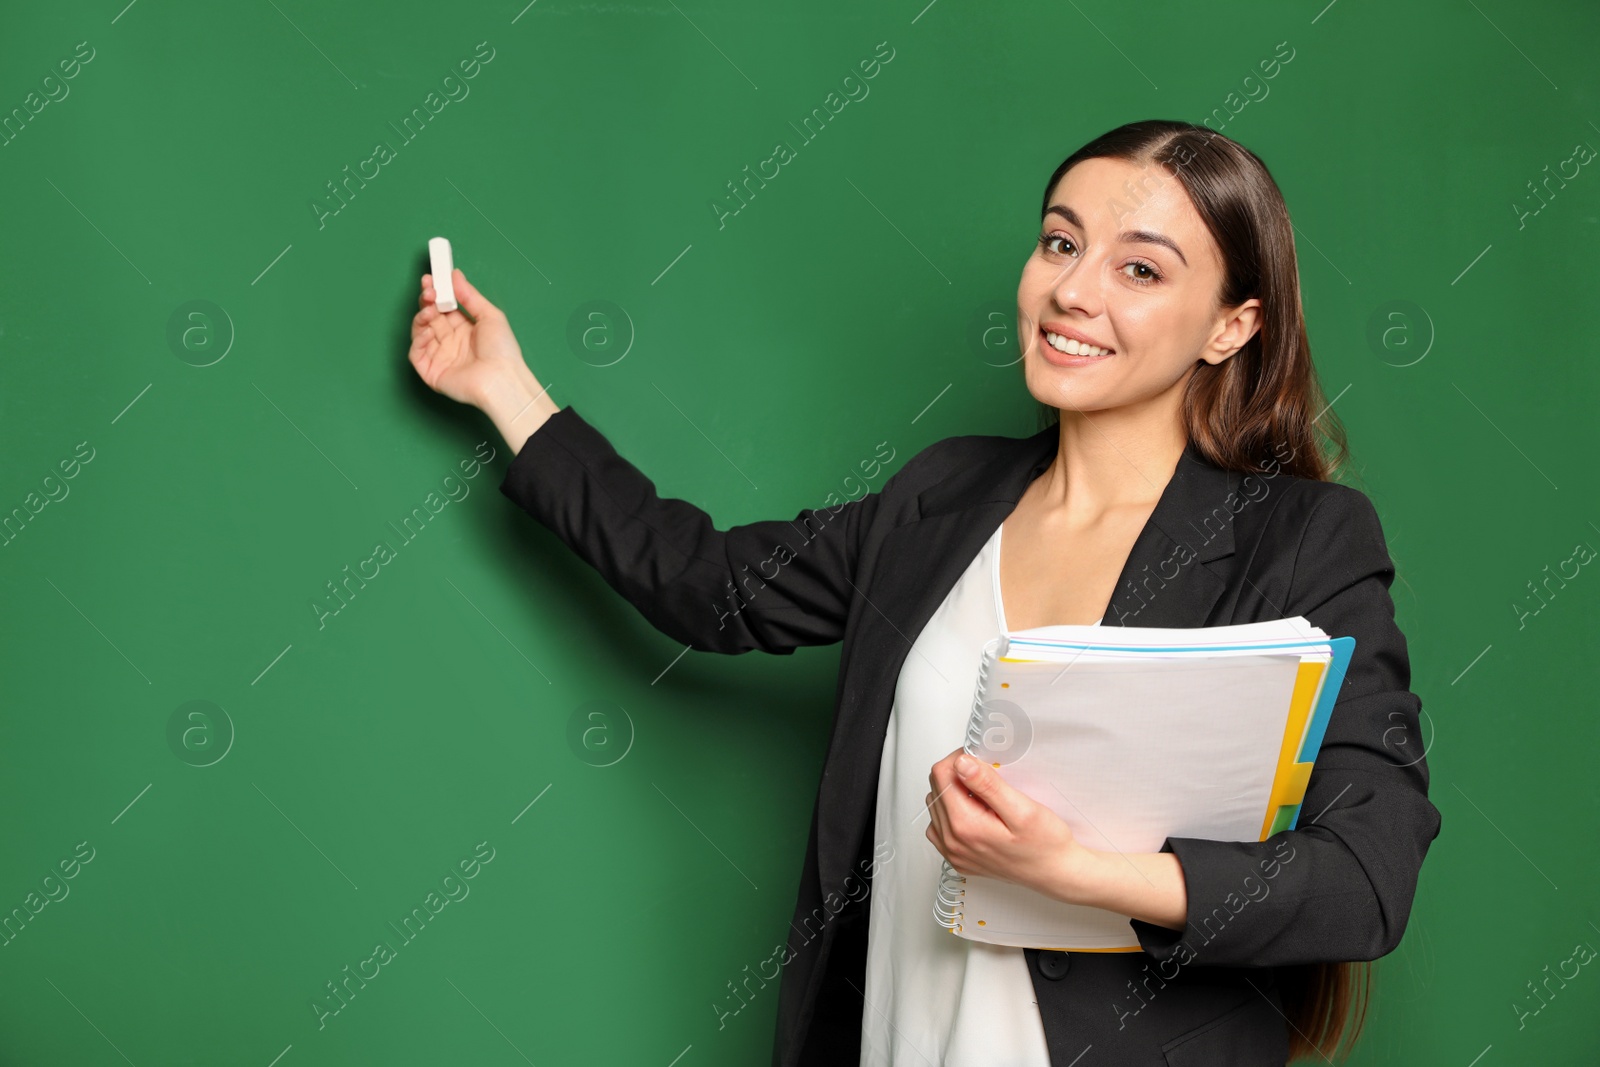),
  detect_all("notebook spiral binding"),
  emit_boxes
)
[933,635,1003,934]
